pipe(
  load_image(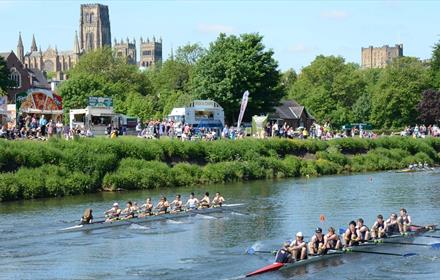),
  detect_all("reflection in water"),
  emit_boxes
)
[0,171,439,279]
